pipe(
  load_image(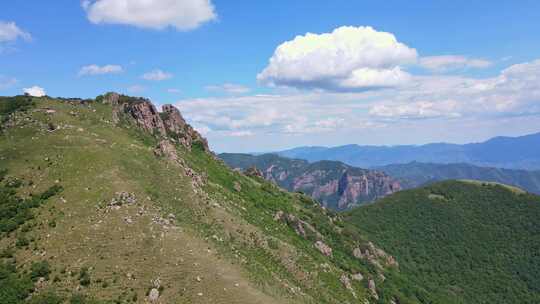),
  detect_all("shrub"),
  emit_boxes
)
[79,267,91,286]
[30,261,51,281]
[27,290,63,304]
